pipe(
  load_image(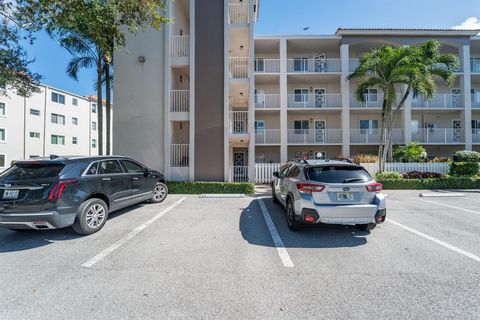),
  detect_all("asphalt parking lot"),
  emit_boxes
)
[0,190,479,320]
